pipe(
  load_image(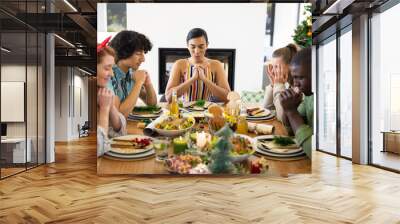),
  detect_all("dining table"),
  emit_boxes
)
[97,104,311,176]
